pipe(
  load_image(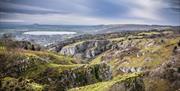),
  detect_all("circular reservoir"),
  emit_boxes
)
[23,31,77,35]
